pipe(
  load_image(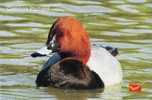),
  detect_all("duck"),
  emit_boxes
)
[31,16,122,89]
